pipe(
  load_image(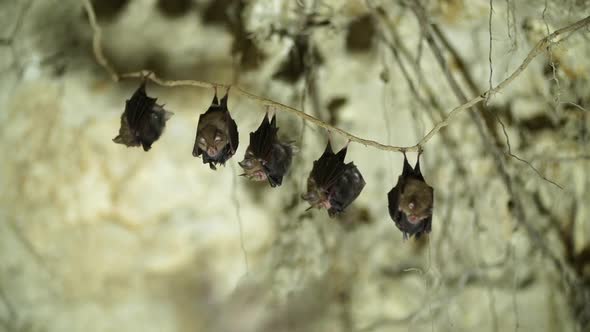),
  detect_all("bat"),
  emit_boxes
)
[113,81,173,151]
[192,89,239,170]
[238,113,294,187]
[388,153,434,240]
[302,141,365,217]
